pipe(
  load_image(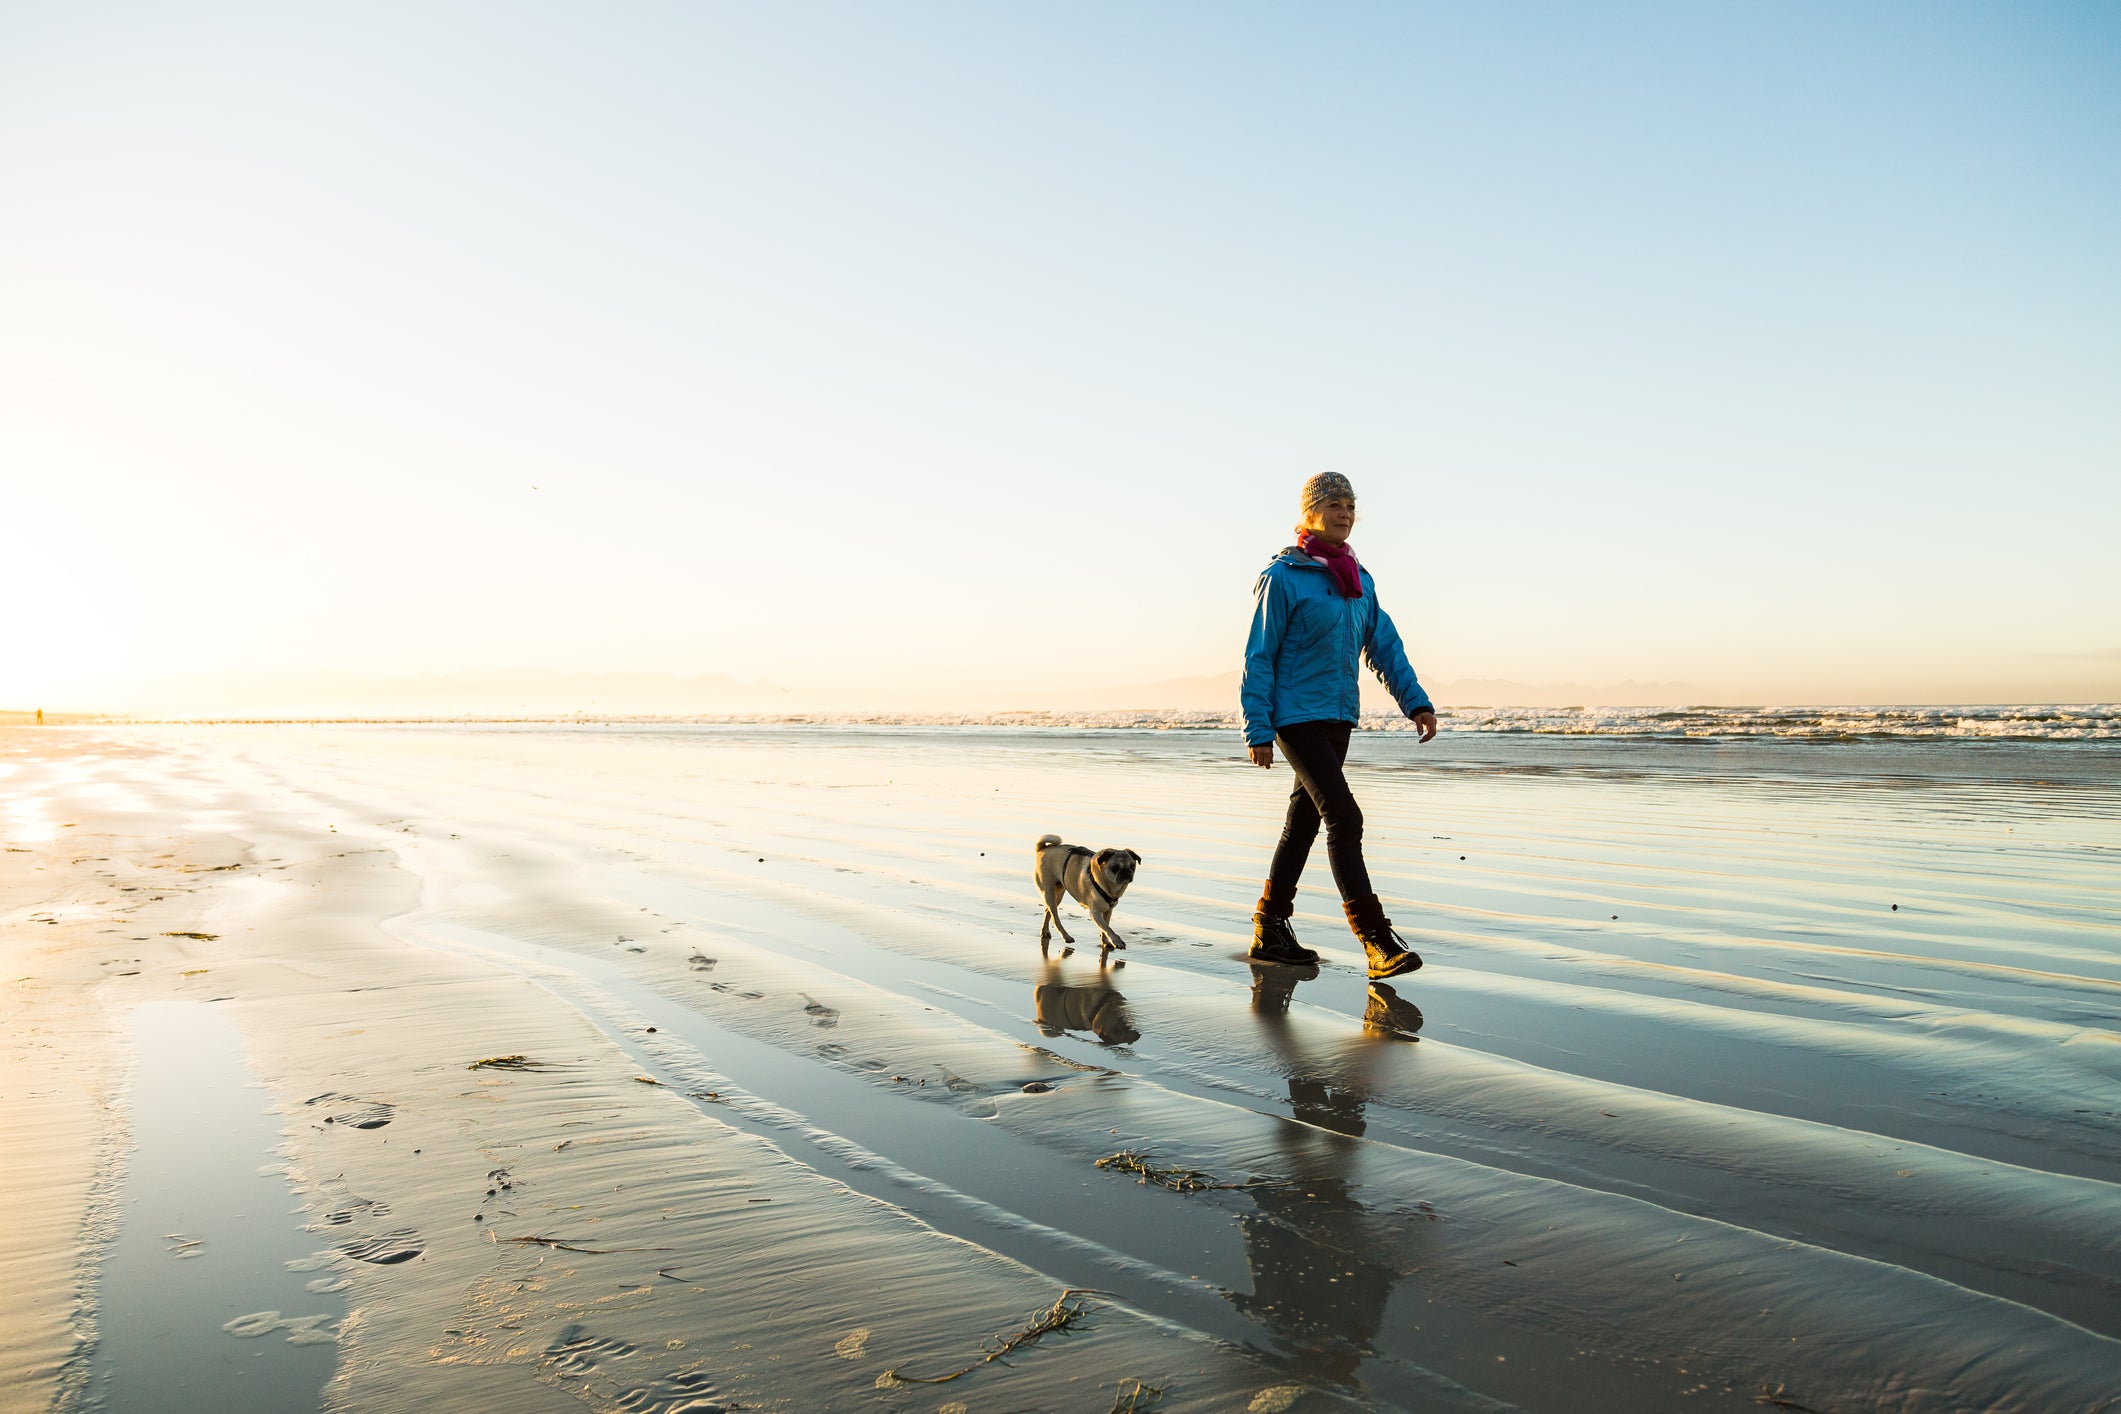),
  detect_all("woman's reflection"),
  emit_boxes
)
[1233,965,1422,1384]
